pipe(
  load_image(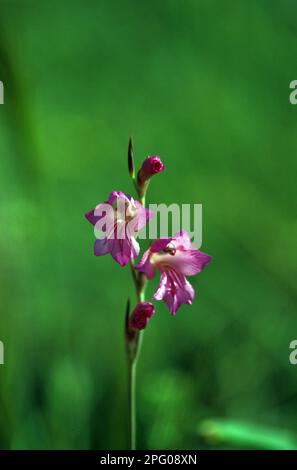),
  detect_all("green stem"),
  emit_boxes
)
[127,193,147,450]
[128,358,136,450]
[127,281,145,450]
